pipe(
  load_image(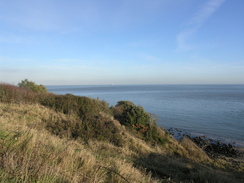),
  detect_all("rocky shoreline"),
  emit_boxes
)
[167,128,243,158]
